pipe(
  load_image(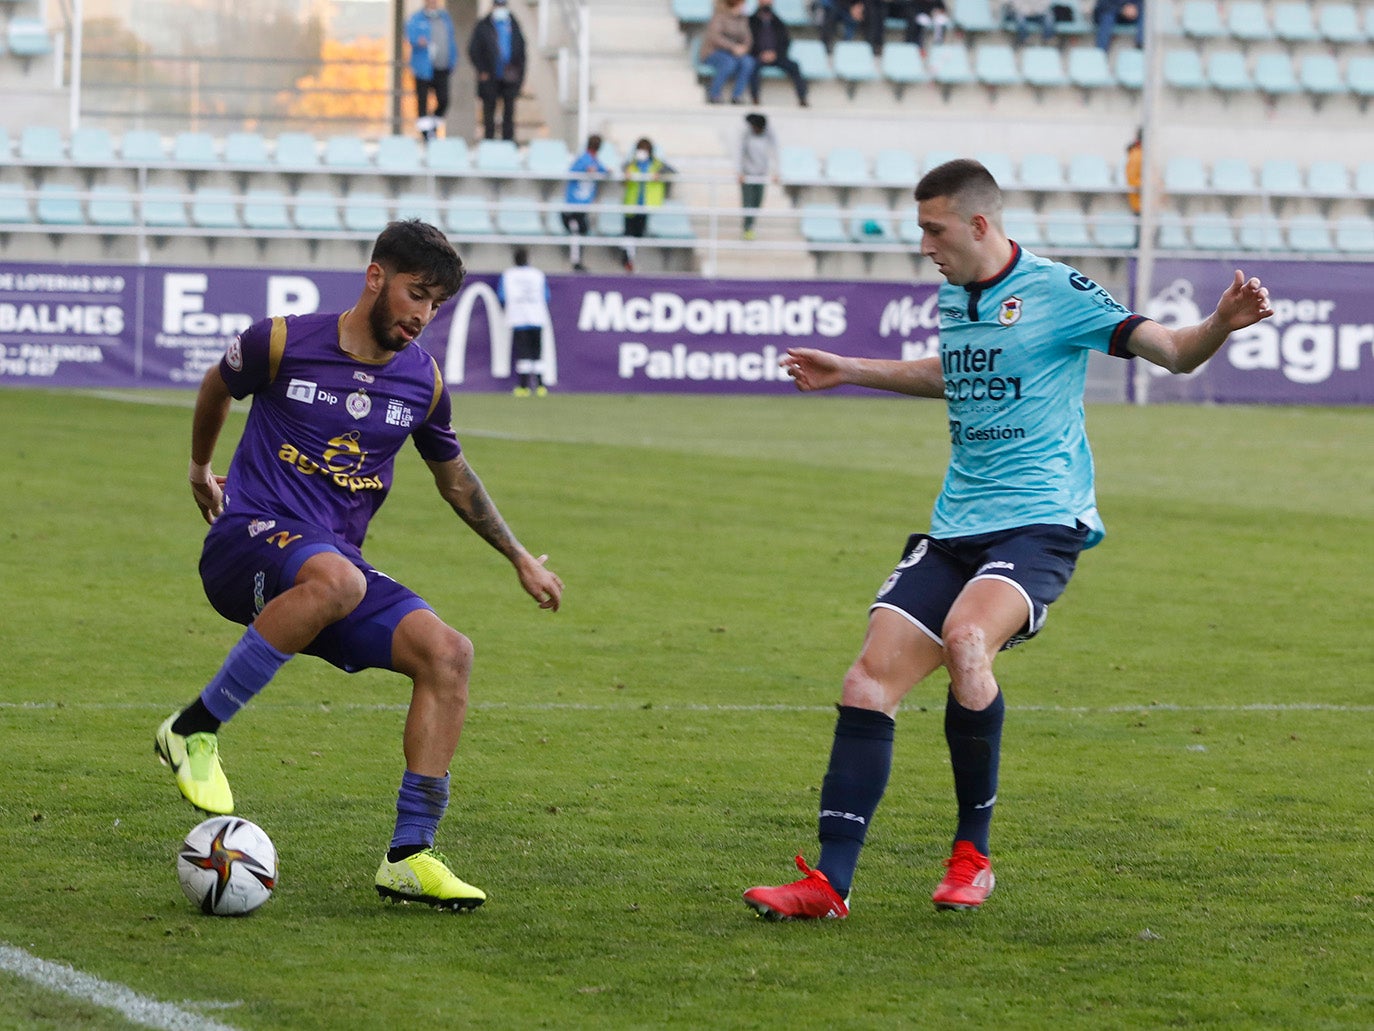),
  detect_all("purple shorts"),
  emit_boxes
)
[199,514,431,673]
[870,523,1089,651]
